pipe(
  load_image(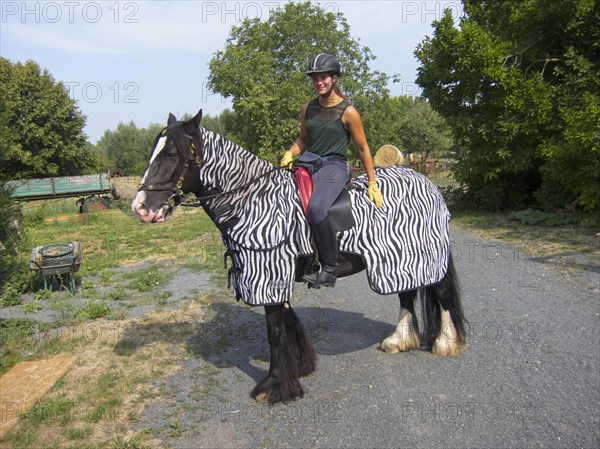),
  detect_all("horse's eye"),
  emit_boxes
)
[166,150,178,158]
